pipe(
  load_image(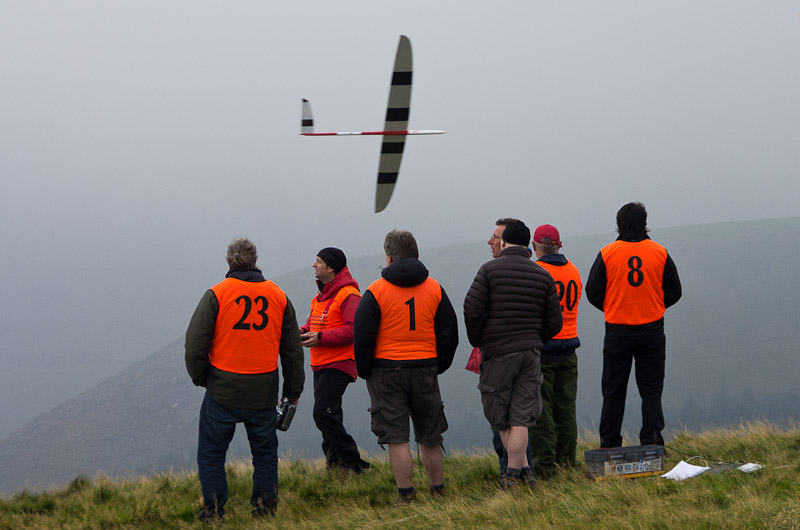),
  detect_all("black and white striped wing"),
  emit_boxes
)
[375,35,412,213]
